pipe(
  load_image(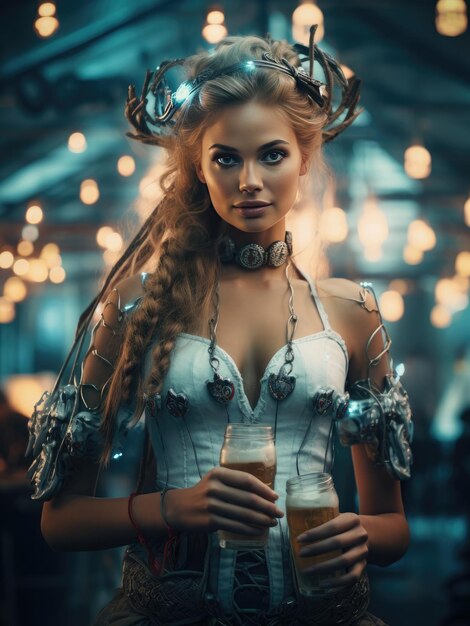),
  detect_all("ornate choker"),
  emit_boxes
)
[219,231,293,270]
